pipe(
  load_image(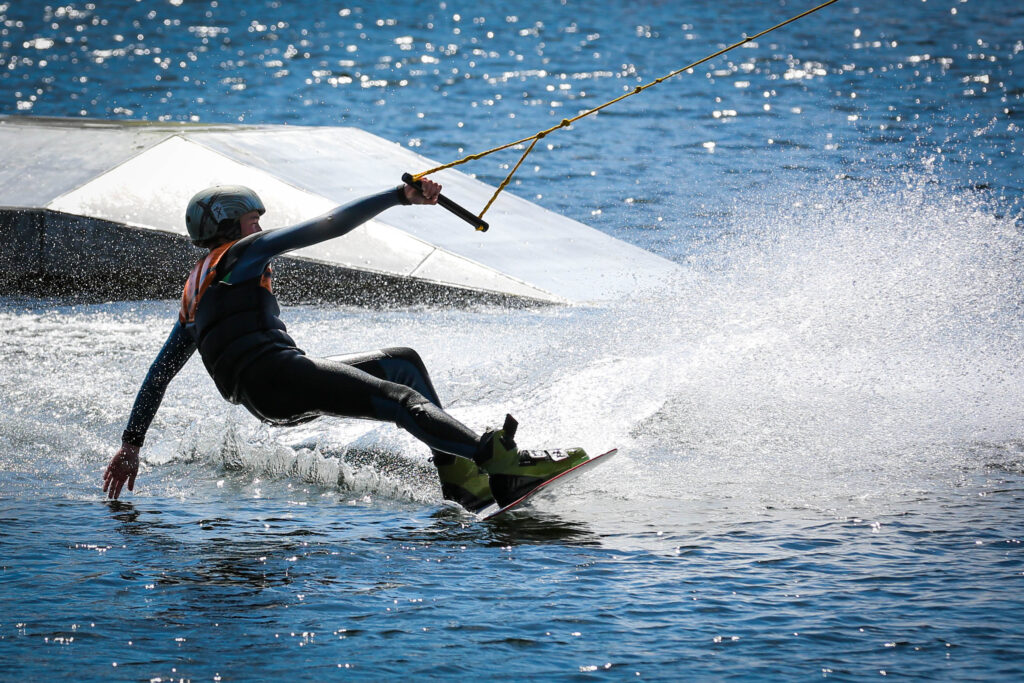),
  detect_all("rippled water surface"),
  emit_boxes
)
[2,0,1024,680]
